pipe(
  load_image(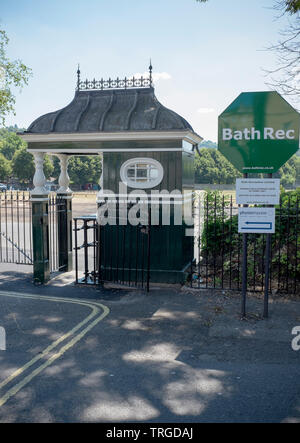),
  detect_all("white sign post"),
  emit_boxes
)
[236,179,280,205]
[238,208,275,234]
